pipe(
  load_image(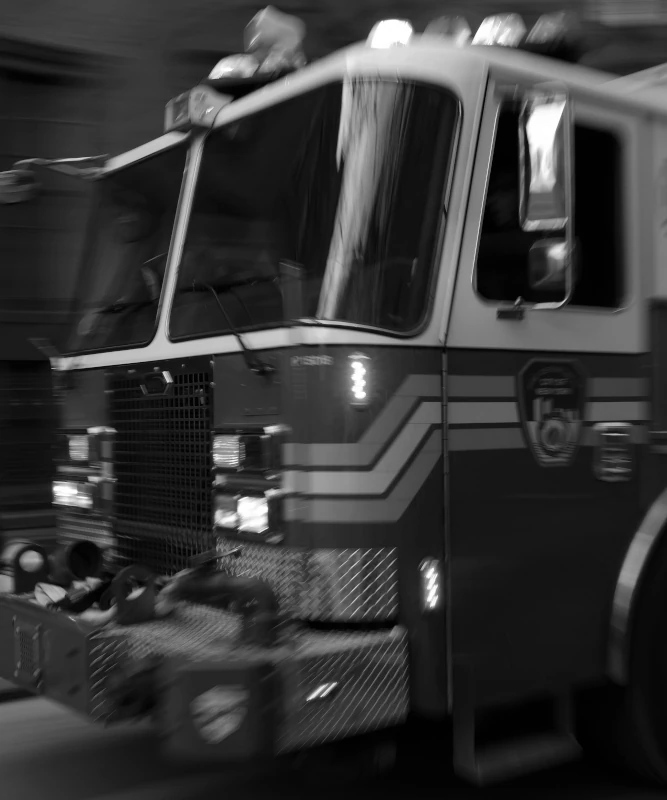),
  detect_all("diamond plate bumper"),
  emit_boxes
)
[0,594,409,760]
